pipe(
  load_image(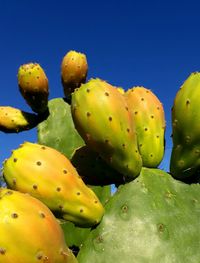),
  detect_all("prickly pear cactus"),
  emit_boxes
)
[18,62,49,114]
[77,168,200,263]
[61,50,88,98]
[0,188,77,263]
[71,78,142,181]
[170,72,200,181]
[0,106,39,133]
[2,141,104,227]
[38,98,85,159]
[126,86,165,168]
